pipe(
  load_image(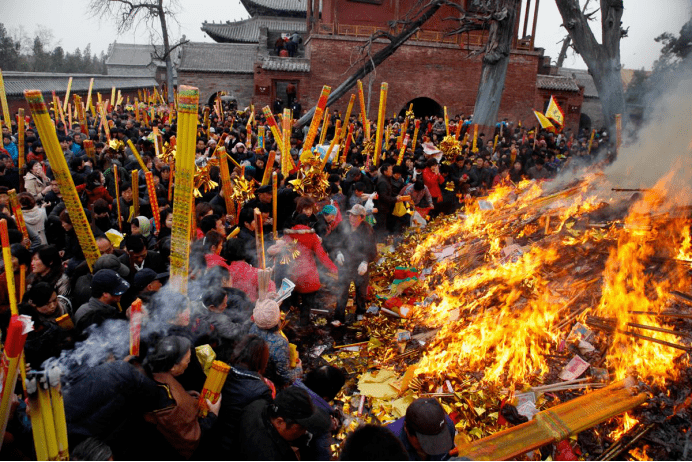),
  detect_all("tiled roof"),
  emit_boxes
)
[2,72,159,97]
[178,43,257,73]
[202,16,306,43]
[536,75,581,93]
[240,0,307,16]
[106,43,163,66]
[557,67,598,98]
[261,56,310,72]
